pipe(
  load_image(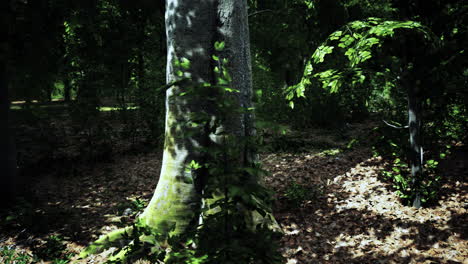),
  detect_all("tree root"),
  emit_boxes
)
[79,226,134,259]
[77,205,281,263]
